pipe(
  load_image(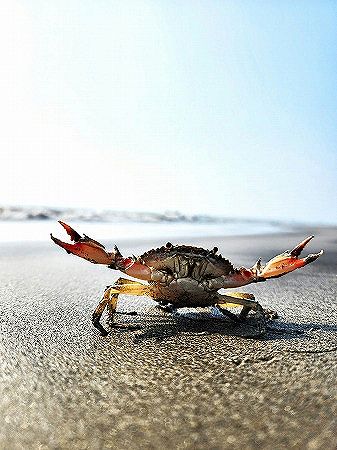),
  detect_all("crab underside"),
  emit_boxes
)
[51,222,323,336]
